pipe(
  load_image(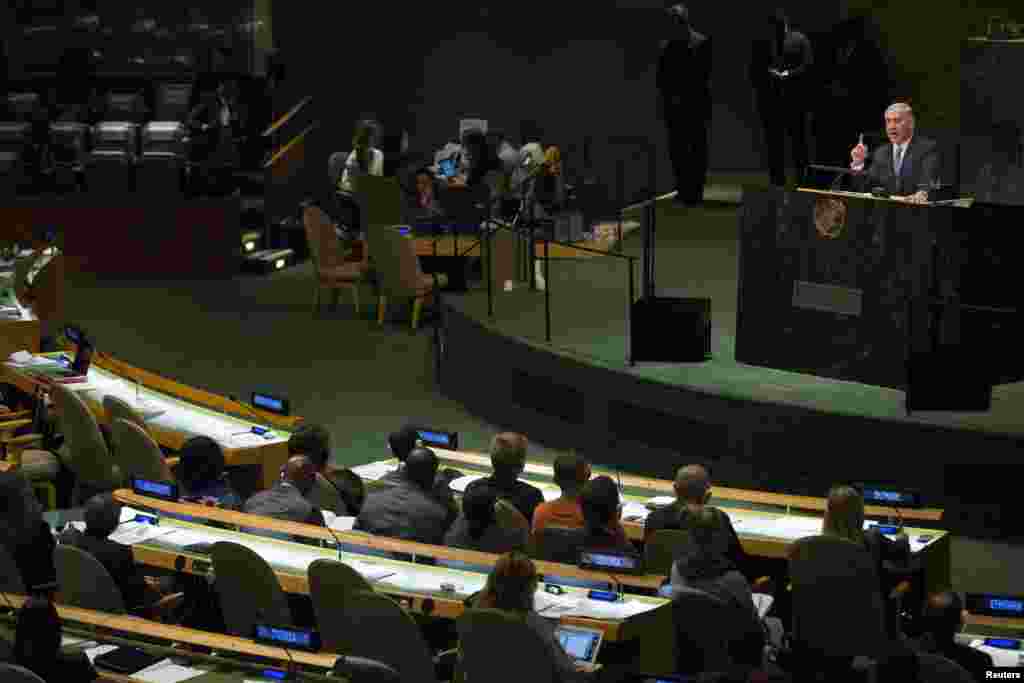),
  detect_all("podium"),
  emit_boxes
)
[736,187,974,390]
